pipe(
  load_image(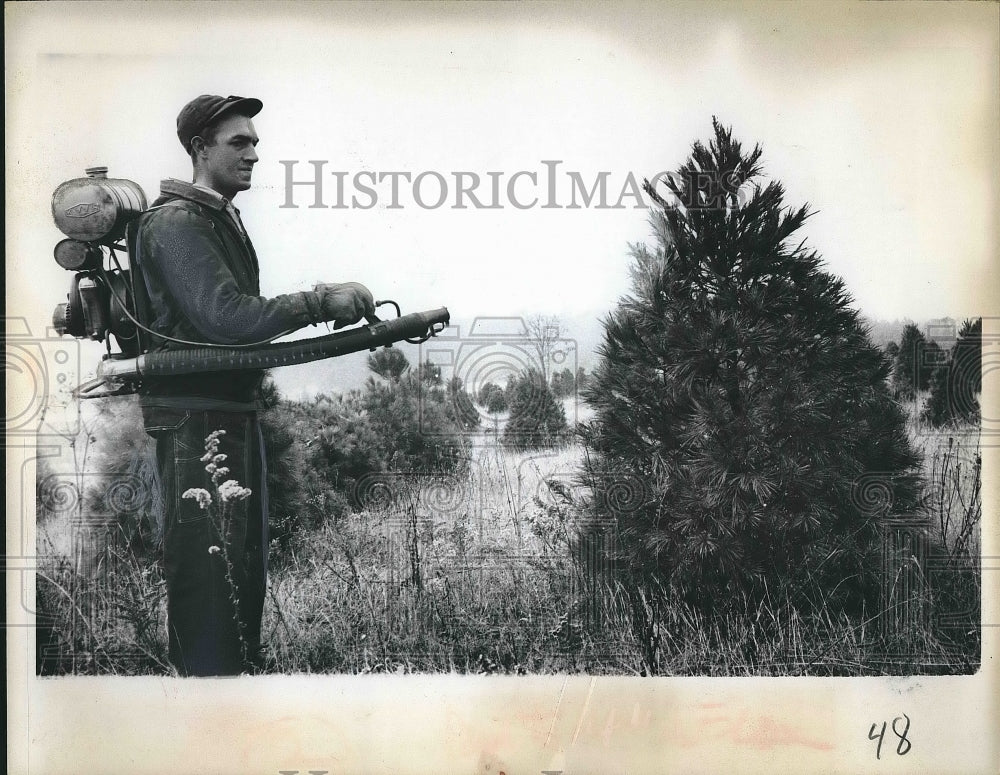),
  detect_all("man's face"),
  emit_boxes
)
[198,112,259,199]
